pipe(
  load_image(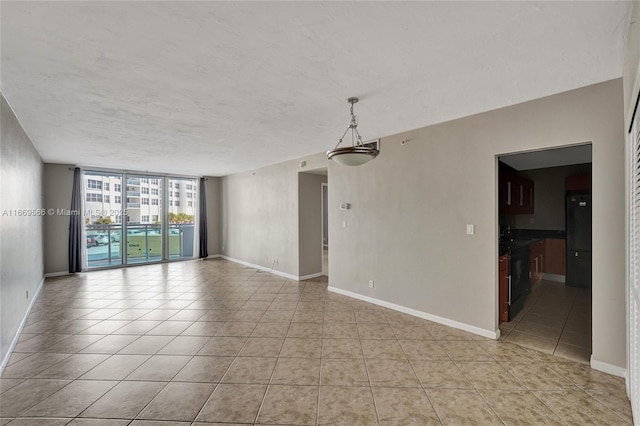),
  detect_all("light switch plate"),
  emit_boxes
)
[466,224,474,235]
